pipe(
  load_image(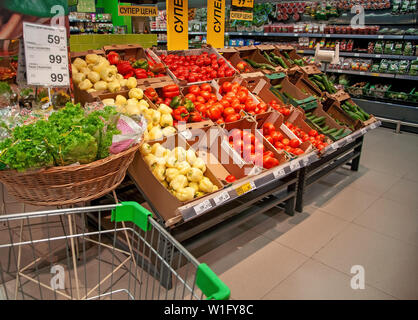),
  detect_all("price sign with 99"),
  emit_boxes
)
[23,22,69,87]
